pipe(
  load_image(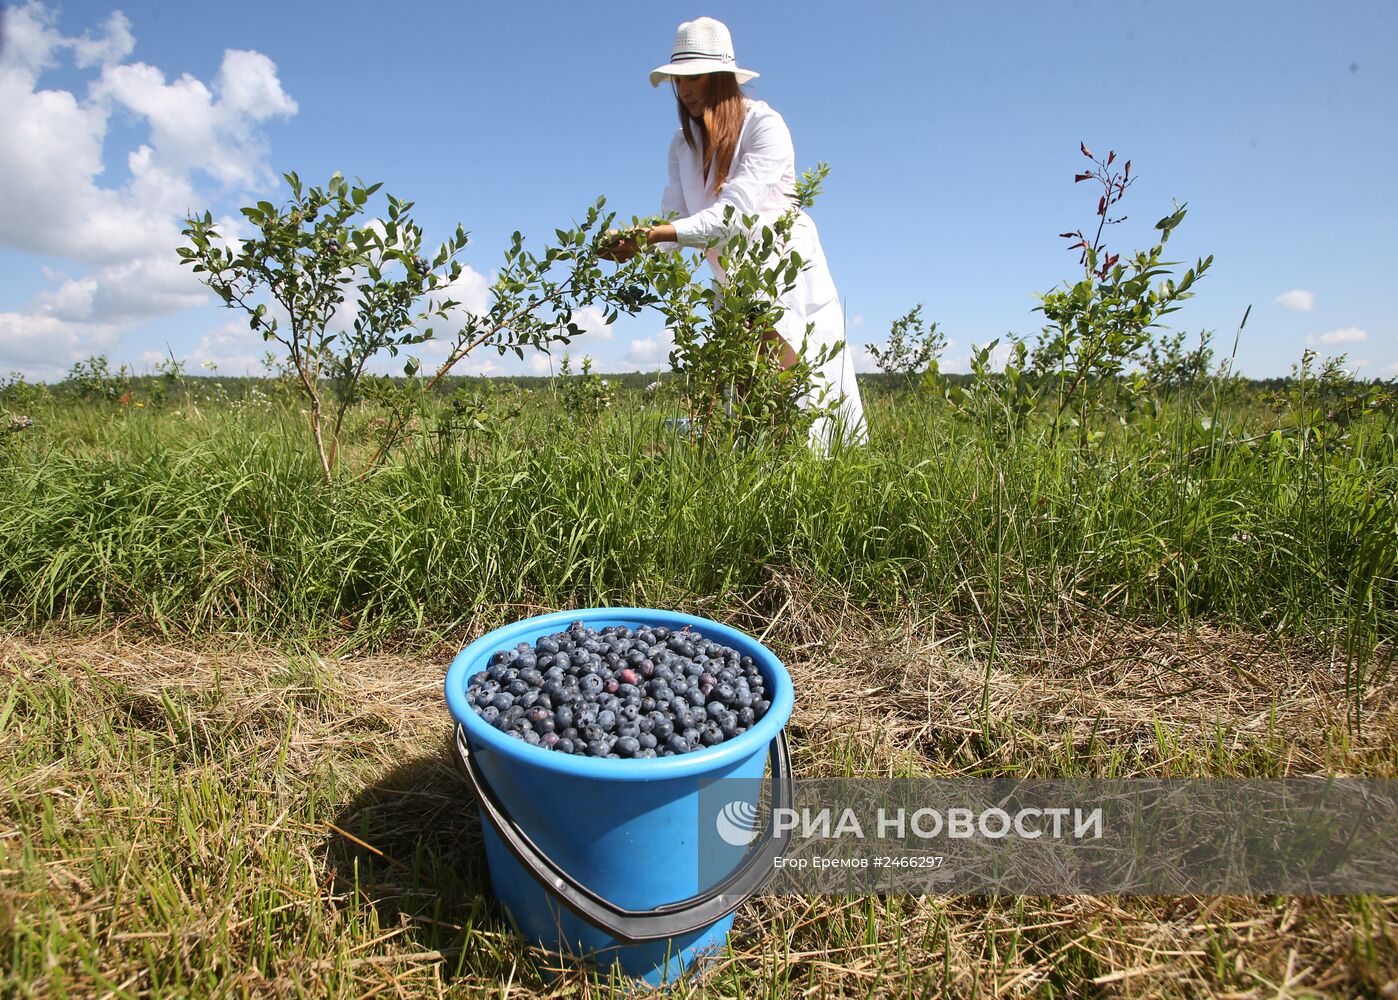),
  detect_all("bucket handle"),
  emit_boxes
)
[452,723,794,943]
